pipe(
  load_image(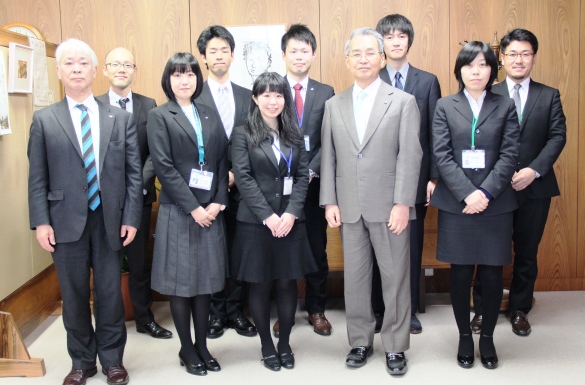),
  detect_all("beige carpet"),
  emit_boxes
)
[2,291,583,385]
